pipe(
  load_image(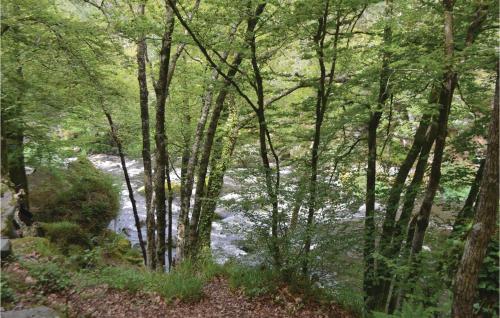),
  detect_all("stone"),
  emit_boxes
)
[2,307,60,318]
[0,237,11,259]
[24,276,36,285]
[0,187,18,238]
